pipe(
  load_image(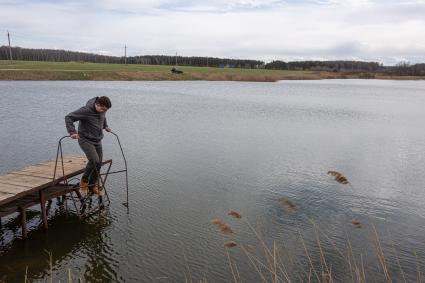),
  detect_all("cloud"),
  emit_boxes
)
[1,0,424,64]
[93,0,285,13]
[313,0,373,6]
